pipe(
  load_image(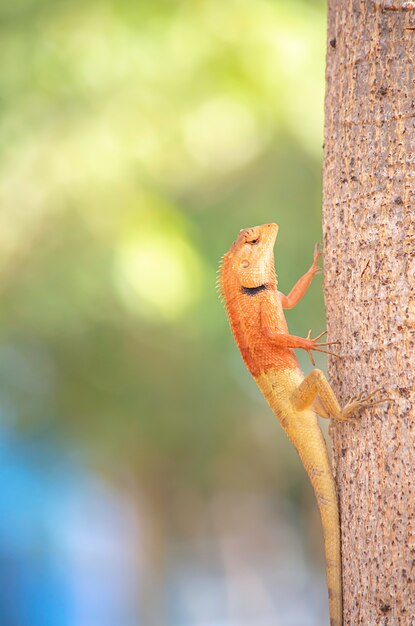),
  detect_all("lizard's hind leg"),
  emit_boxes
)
[290,368,385,421]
